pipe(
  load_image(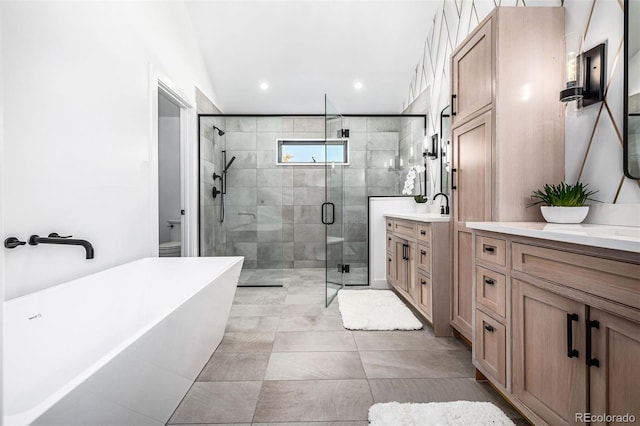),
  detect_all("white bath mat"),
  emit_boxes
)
[369,401,516,426]
[337,289,423,330]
